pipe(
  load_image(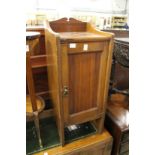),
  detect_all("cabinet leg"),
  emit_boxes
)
[60,127,65,146]
[96,116,104,134]
[56,118,65,146]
